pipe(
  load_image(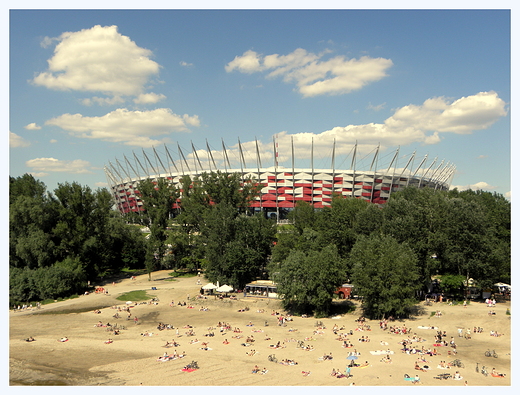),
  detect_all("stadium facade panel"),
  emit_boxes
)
[104,140,455,215]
